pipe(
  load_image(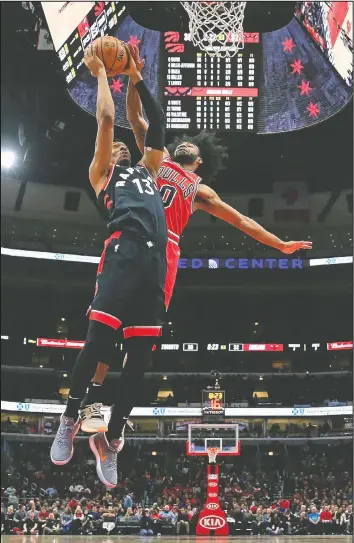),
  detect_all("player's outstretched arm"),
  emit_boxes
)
[84,46,114,193]
[126,45,169,159]
[194,184,313,254]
